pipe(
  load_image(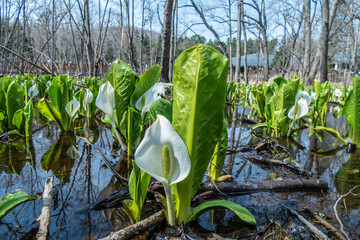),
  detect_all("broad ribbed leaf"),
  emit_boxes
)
[24,101,34,136]
[48,75,71,131]
[0,192,38,220]
[172,45,228,224]
[273,78,299,113]
[5,81,24,130]
[209,118,228,180]
[38,98,64,131]
[12,109,23,131]
[131,64,161,105]
[273,76,287,86]
[0,78,6,114]
[104,60,137,123]
[148,98,172,123]
[344,76,360,145]
[188,200,256,225]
